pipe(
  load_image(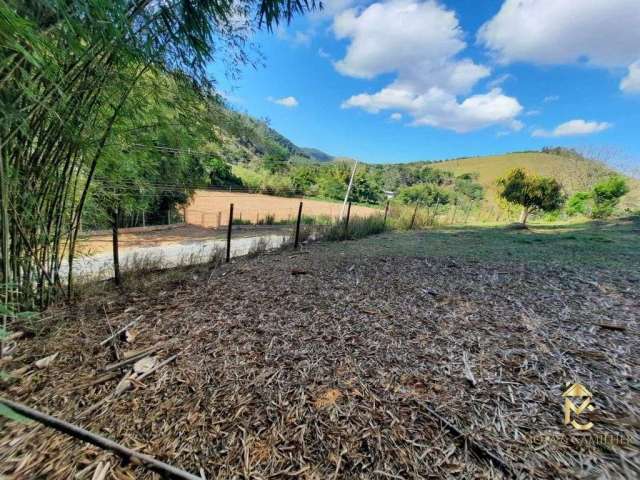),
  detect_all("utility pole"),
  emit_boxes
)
[339,159,358,220]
